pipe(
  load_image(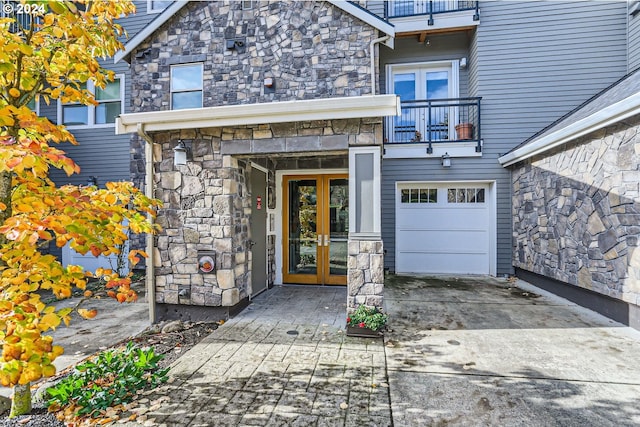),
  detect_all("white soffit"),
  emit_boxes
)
[499,92,640,167]
[116,94,400,134]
